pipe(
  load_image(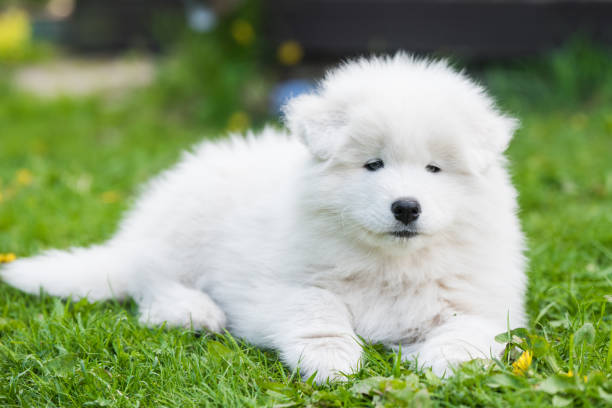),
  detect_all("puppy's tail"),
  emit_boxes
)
[1,243,133,301]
